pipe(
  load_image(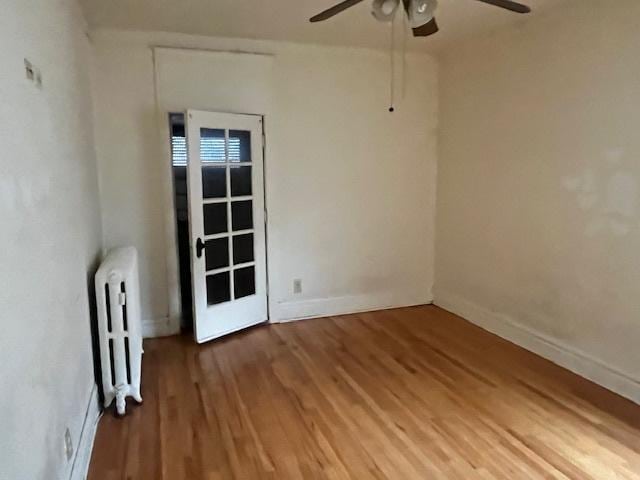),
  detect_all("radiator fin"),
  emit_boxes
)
[105,284,112,333]
[121,281,128,331]
[108,339,115,386]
